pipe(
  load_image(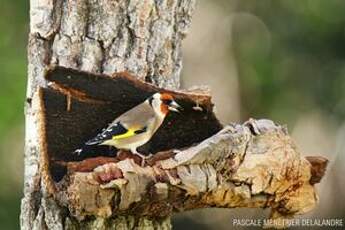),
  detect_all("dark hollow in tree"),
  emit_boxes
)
[41,67,222,182]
